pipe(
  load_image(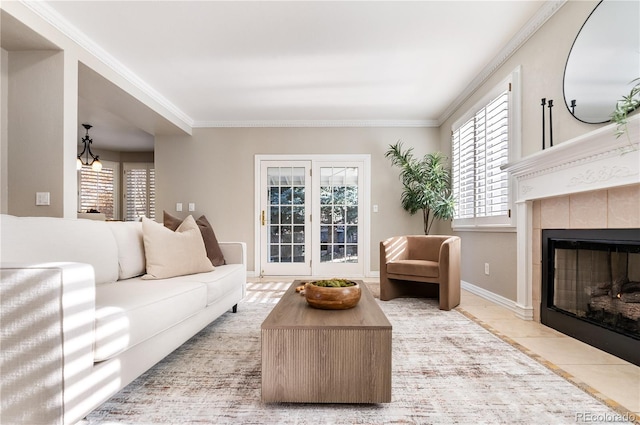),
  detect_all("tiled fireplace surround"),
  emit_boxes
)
[504,116,640,323]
